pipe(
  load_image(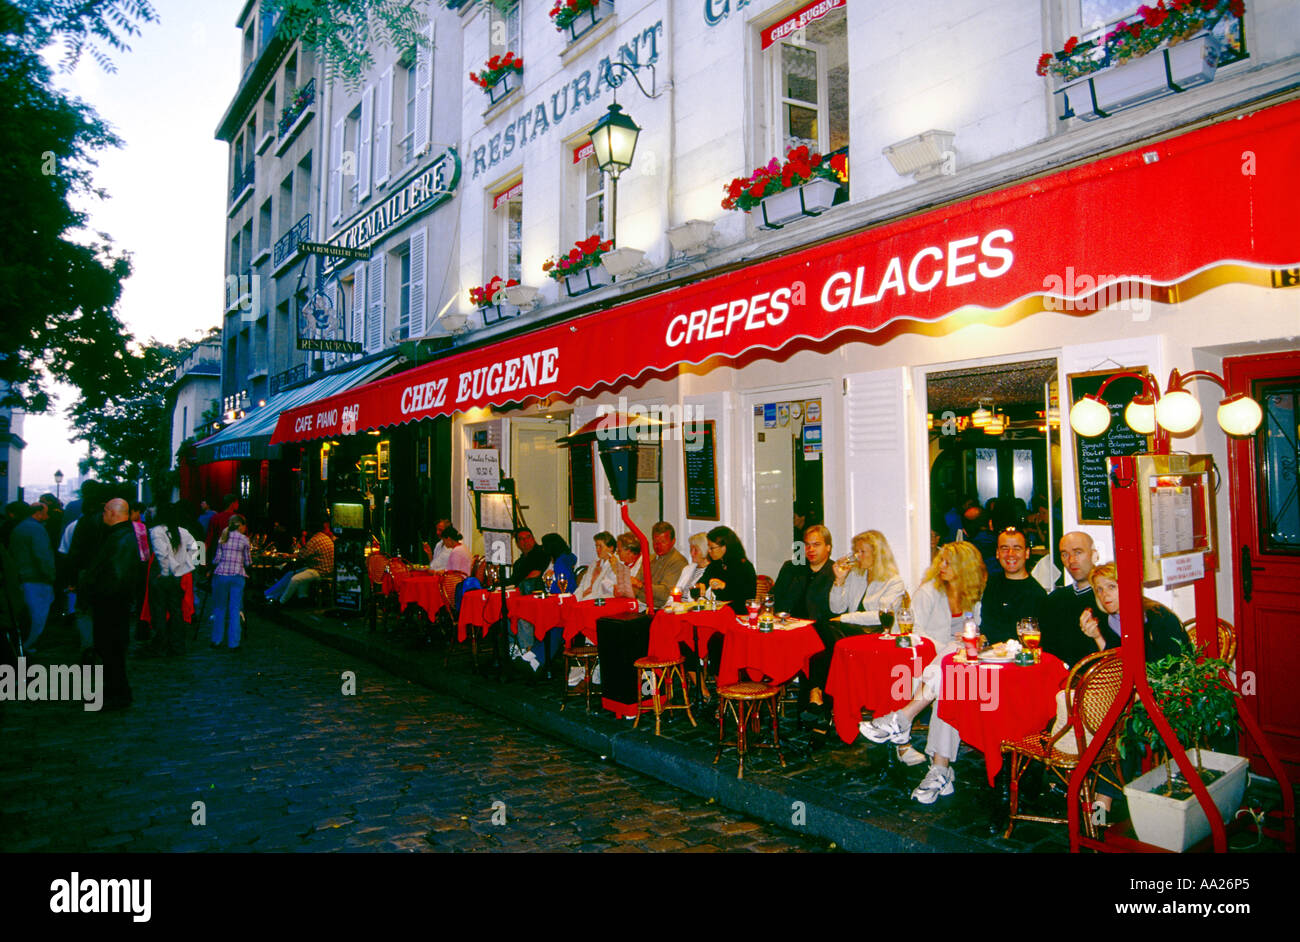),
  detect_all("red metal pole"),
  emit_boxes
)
[620,501,655,613]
